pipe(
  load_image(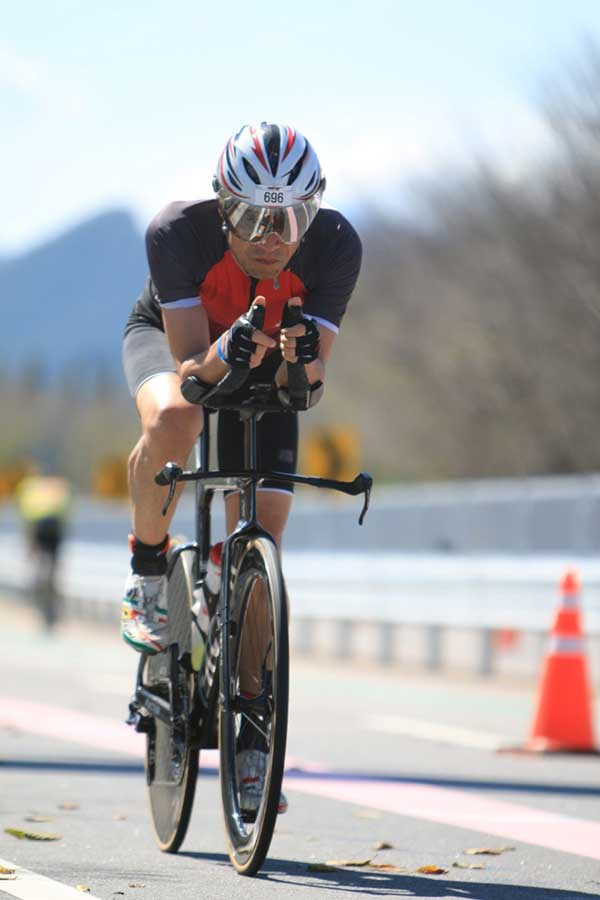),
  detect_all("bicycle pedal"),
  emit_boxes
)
[127,709,154,734]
